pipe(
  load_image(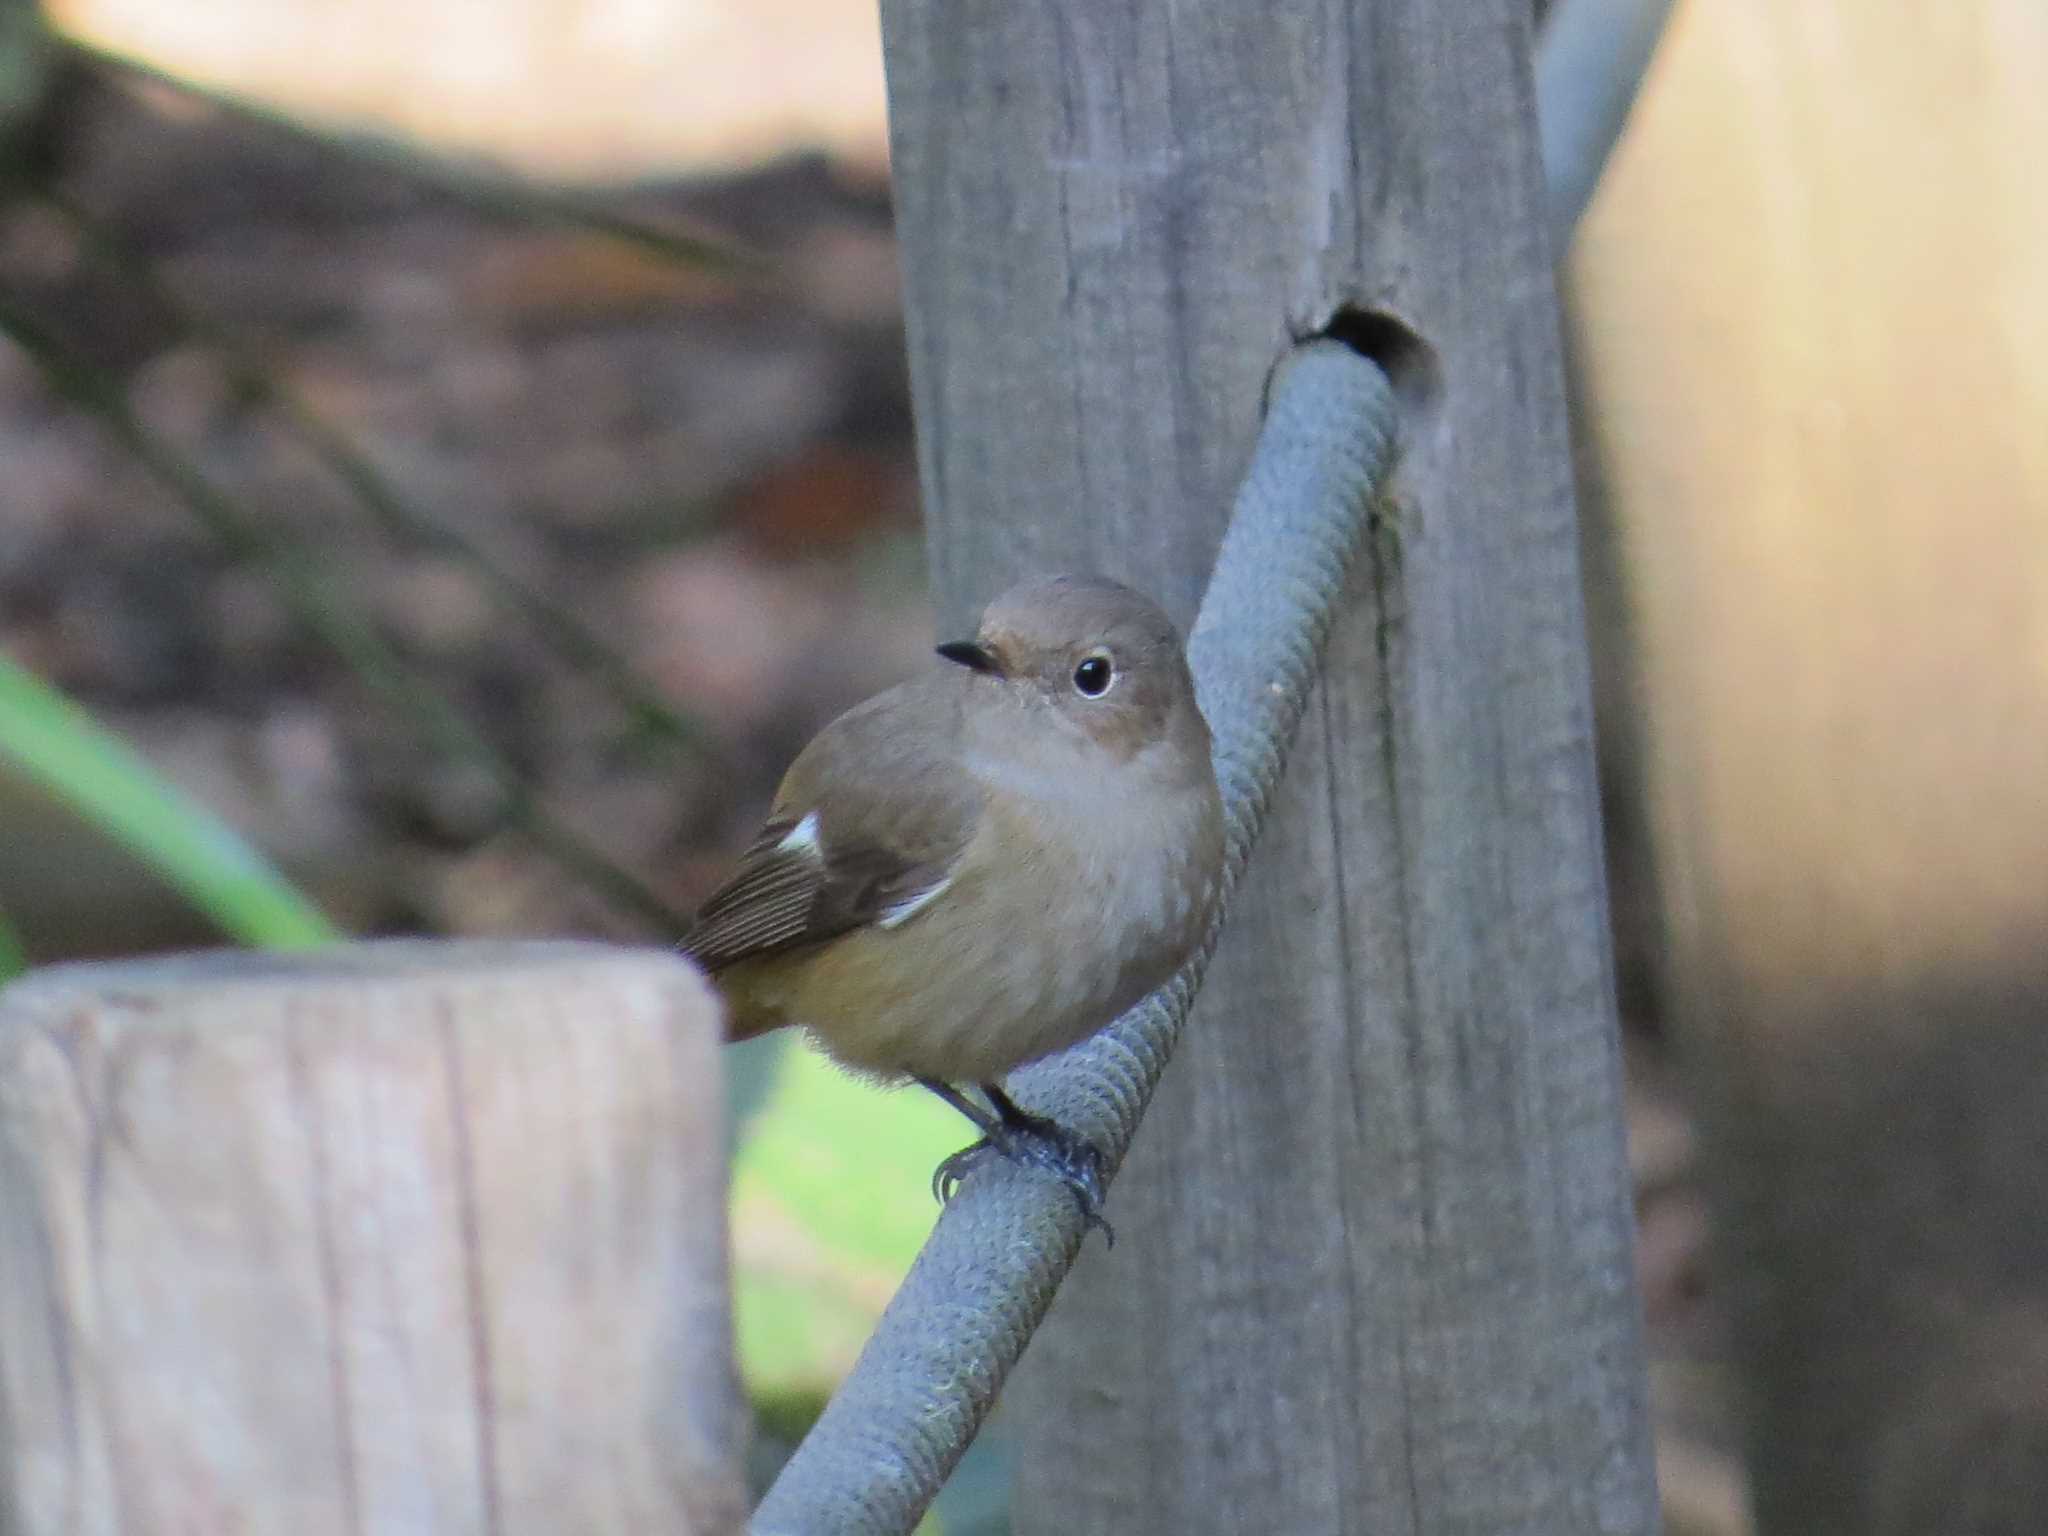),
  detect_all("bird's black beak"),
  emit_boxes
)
[936,640,1001,675]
